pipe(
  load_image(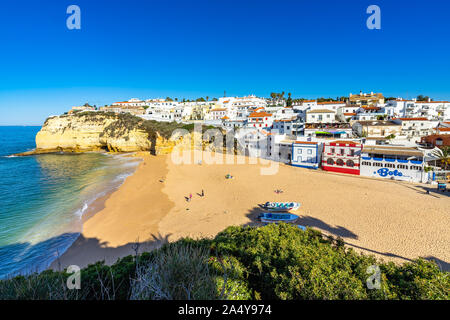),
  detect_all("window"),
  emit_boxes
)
[340,148,345,155]
[350,149,355,156]
[331,148,335,153]
[307,149,312,154]
[373,163,383,167]
[362,161,371,166]
[346,160,354,167]
[385,163,395,168]
[411,166,422,171]
[298,149,303,154]
[336,159,344,166]
[326,158,334,165]
[397,164,408,169]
